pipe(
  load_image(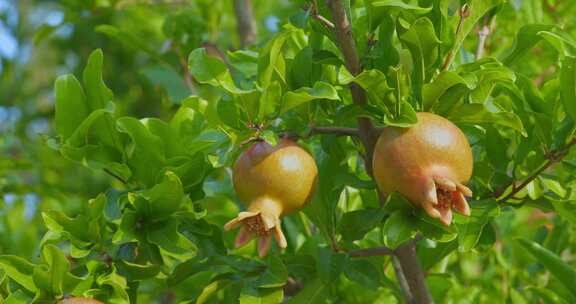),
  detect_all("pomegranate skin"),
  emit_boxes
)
[225,139,318,256]
[373,112,473,225]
